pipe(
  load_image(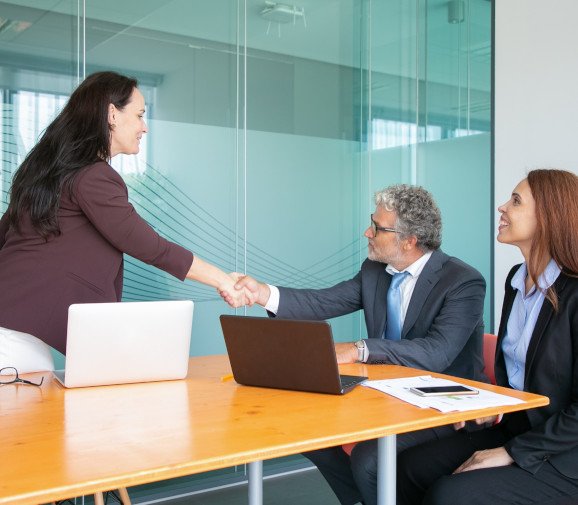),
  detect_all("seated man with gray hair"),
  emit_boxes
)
[227,184,486,505]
